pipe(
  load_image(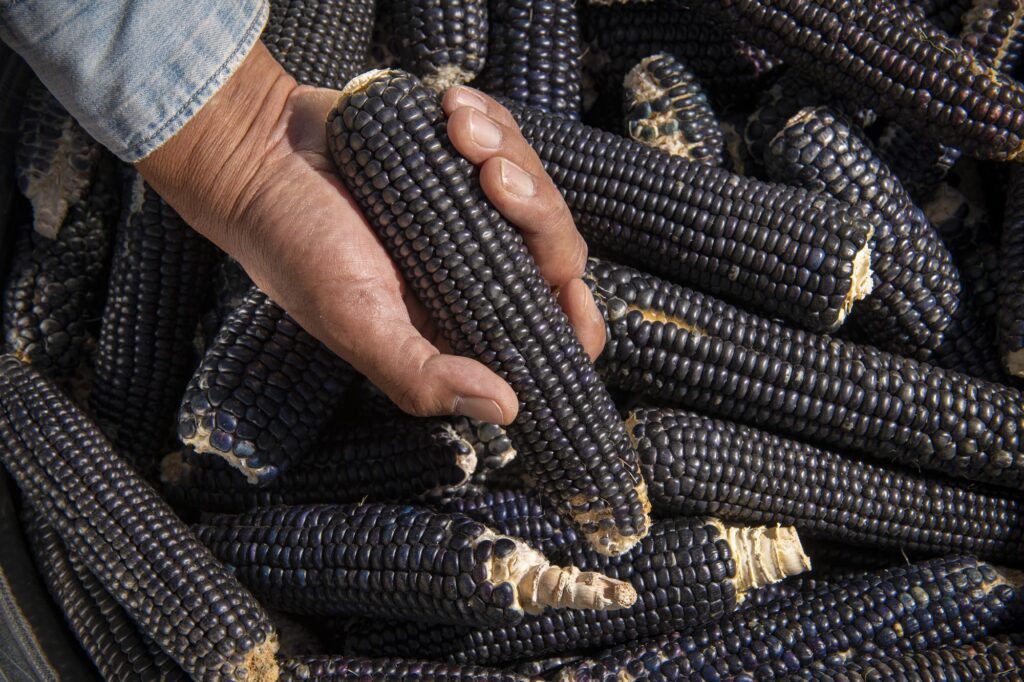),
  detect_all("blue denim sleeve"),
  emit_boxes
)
[0,1,269,162]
